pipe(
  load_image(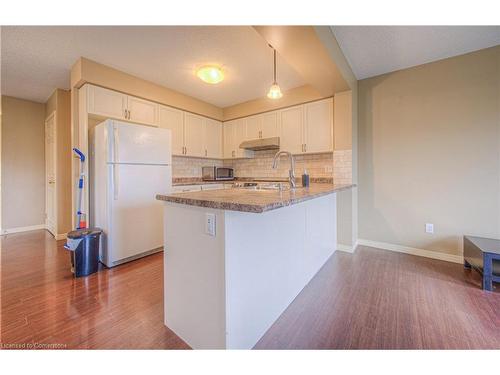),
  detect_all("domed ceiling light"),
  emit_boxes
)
[196,65,224,84]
